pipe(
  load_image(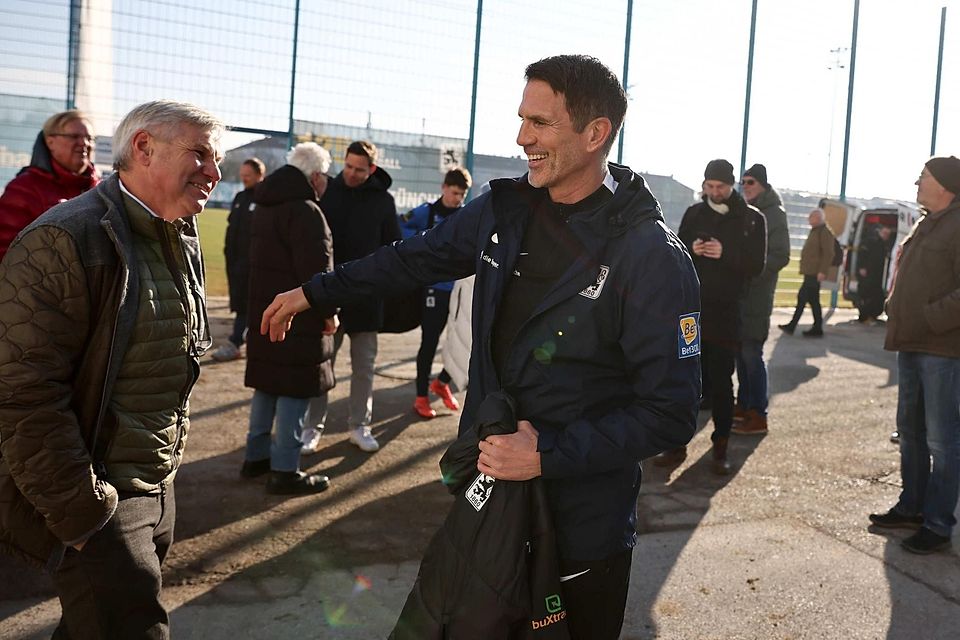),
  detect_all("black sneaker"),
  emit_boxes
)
[266,470,330,495]
[240,458,270,479]
[778,323,796,335]
[802,326,824,337]
[902,527,951,555]
[868,508,923,530]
